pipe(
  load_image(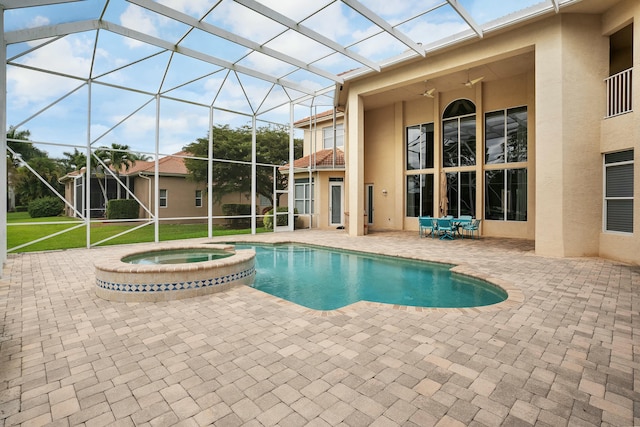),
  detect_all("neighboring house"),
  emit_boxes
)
[283,113,345,230]
[294,1,639,264]
[60,152,270,224]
